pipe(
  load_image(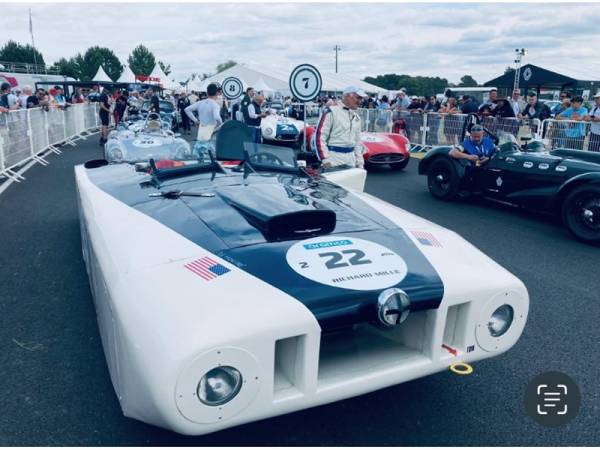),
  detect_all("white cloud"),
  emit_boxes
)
[1,2,599,85]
